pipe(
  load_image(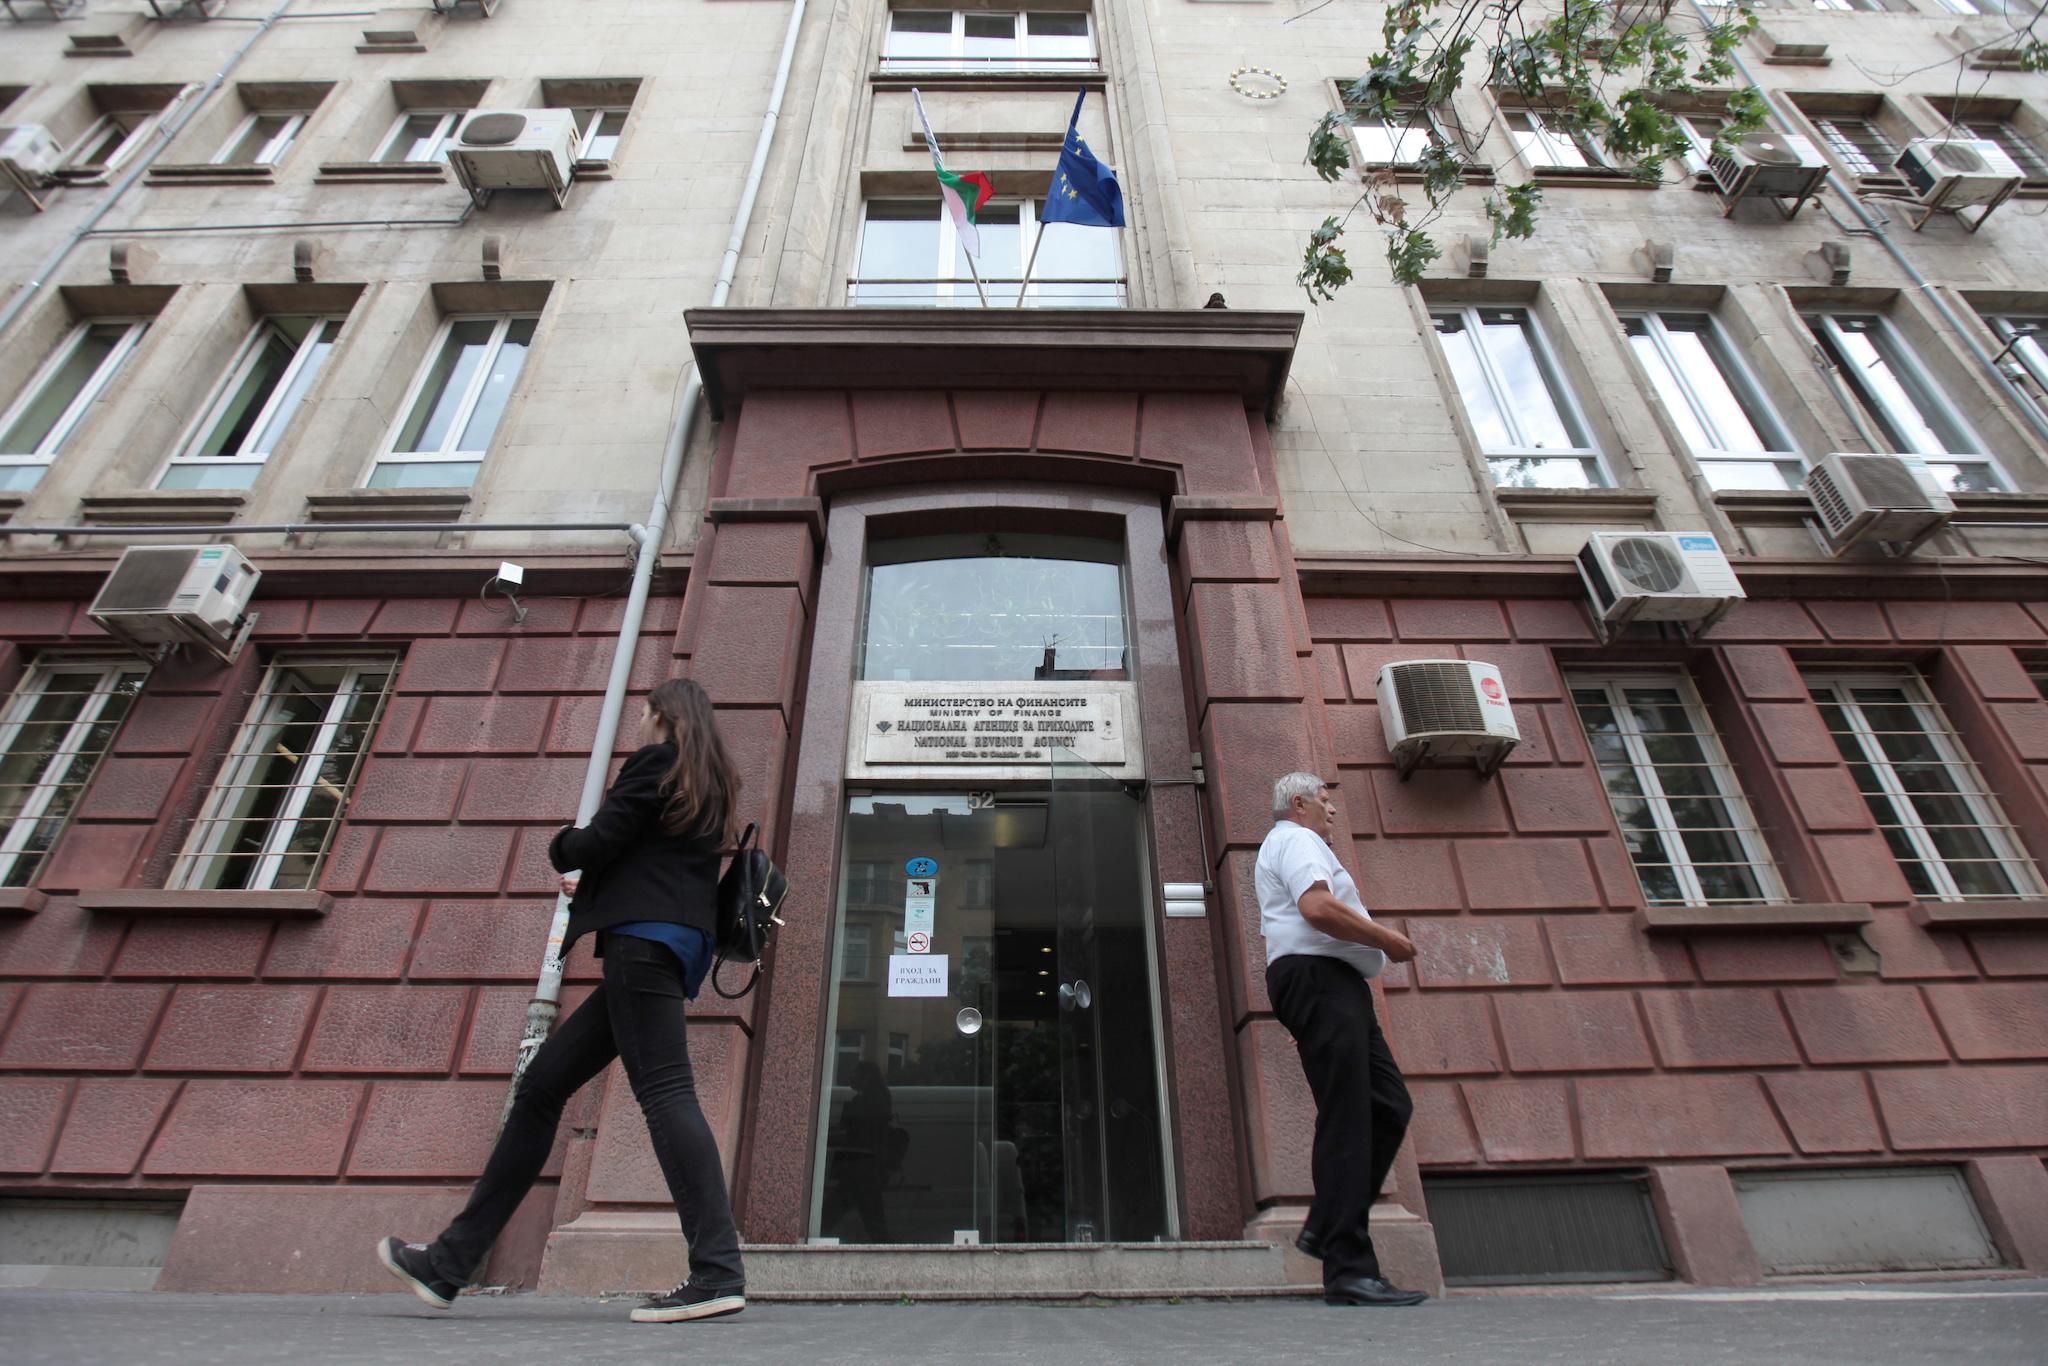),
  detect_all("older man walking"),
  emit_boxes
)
[1257,771,1427,1307]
